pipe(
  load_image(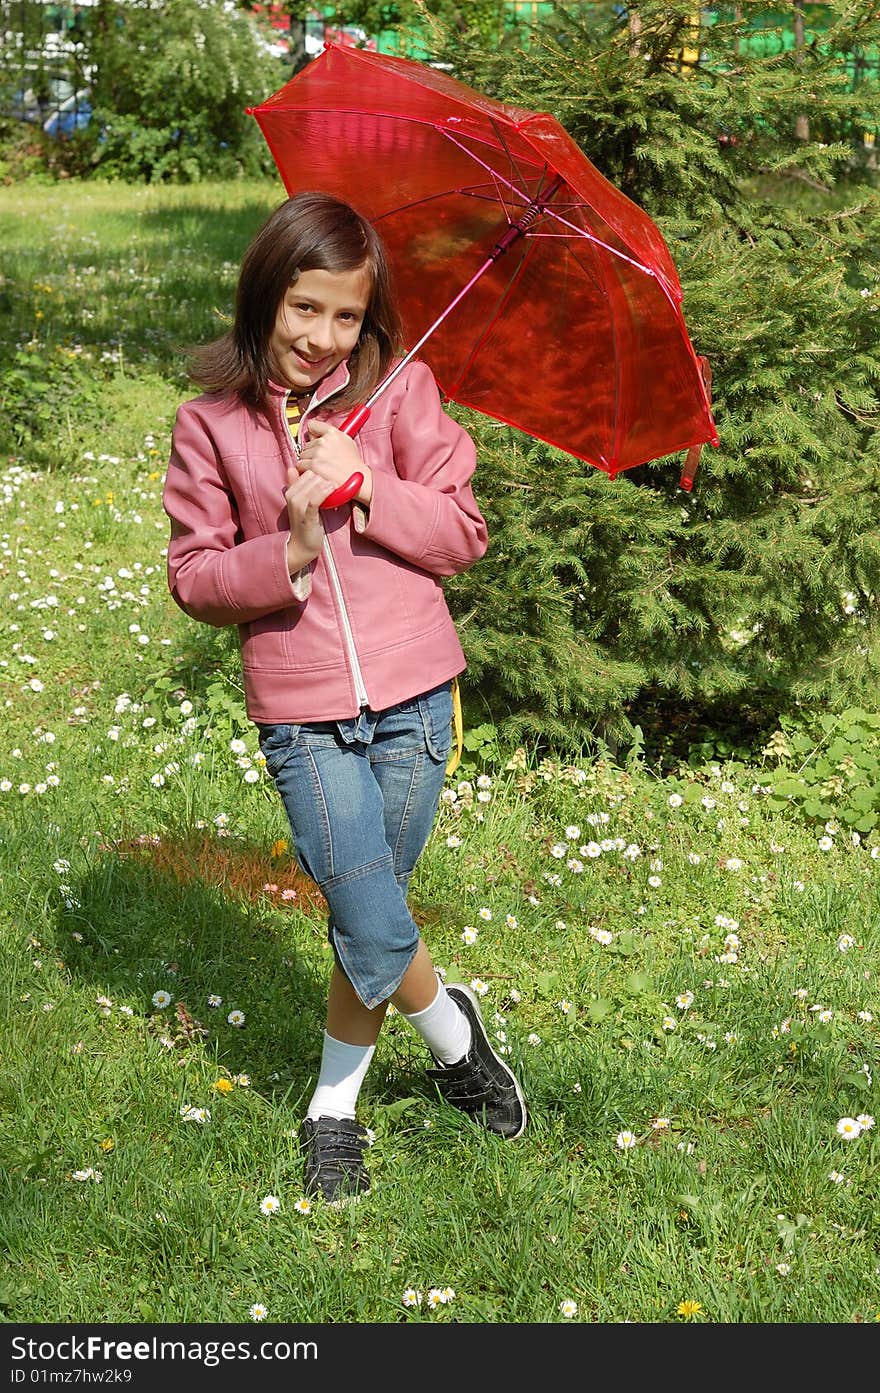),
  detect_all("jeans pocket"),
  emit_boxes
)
[418,682,453,763]
[256,722,301,777]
